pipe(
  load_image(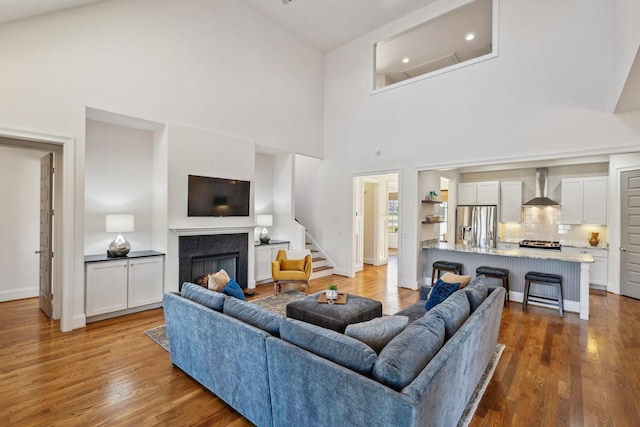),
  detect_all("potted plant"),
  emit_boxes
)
[326,284,338,300]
